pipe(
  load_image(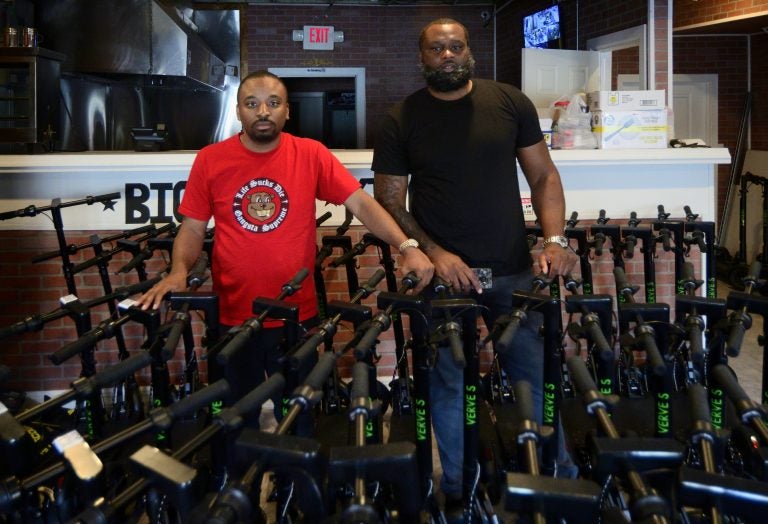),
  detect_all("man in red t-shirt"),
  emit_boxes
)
[138,70,433,413]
